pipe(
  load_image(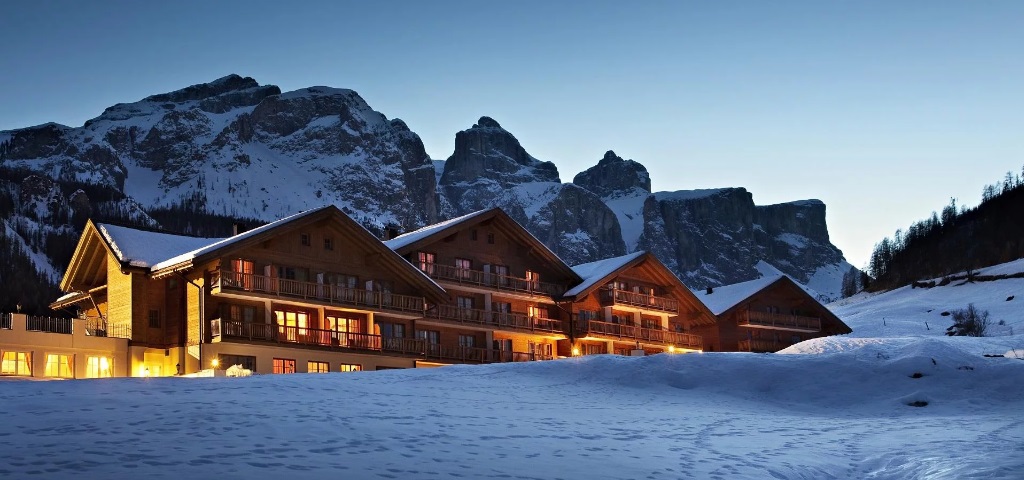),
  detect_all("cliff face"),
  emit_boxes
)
[0,75,852,312]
